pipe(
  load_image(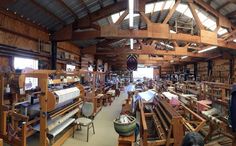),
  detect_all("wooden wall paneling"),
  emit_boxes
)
[57,42,81,56]
[0,12,49,42]
[0,30,39,51]
[81,54,94,70]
